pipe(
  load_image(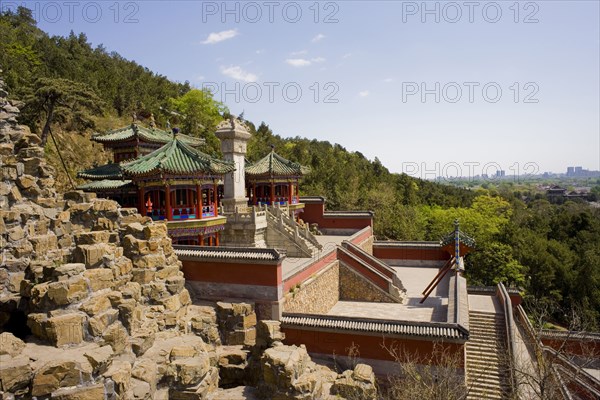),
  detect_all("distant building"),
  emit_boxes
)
[566,166,600,177]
